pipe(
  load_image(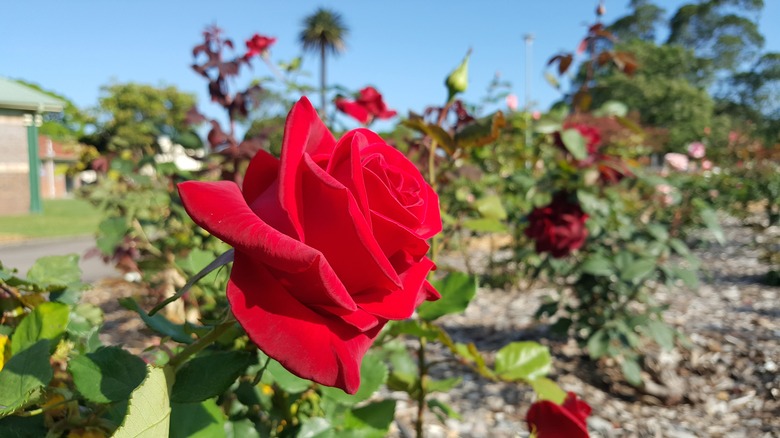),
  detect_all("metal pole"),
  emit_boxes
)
[523,34,534,154]
[25,113,42,214]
